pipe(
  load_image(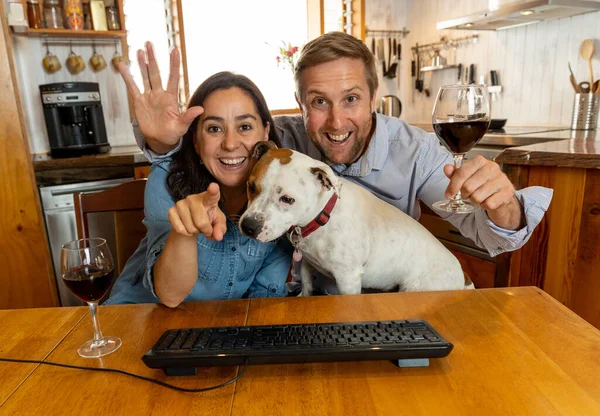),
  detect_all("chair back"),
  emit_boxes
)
[74,179,147,274]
